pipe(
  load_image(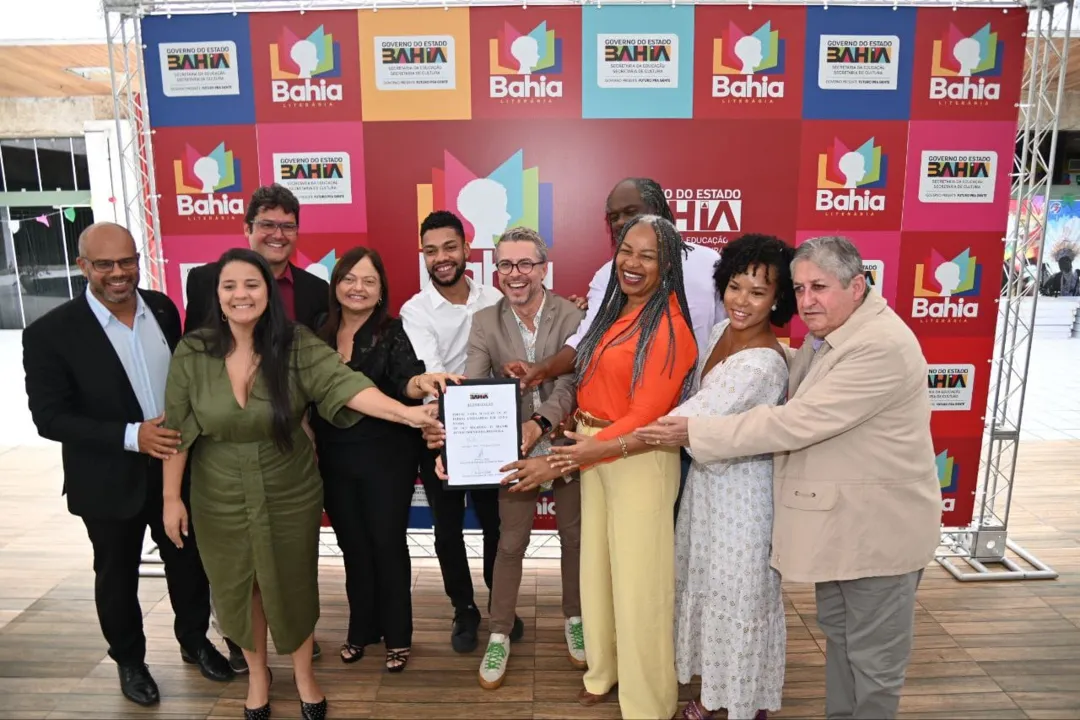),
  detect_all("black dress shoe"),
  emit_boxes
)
[224,637,249,674]
[510,615,525,642]
[181,641,235,682]
[117,663,160,706]
[451,605,481,653]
